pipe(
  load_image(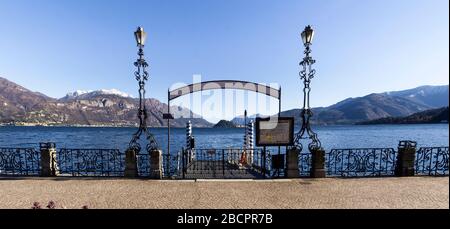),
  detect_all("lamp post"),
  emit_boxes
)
[293,25,322,152]
[128,27,158,153]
